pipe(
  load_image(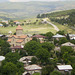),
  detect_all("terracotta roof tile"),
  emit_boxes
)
[16,39,24,43]
[7,39,11,42]
[9,35,27,39]
[16,25,23,30]
[19,35,27,38]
